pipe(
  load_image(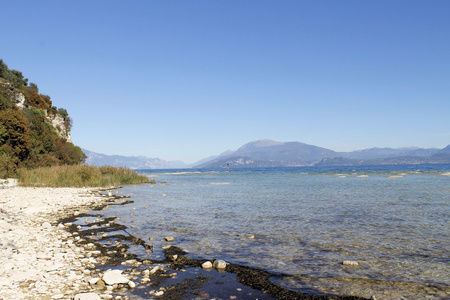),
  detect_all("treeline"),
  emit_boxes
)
[0,59,85,177]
